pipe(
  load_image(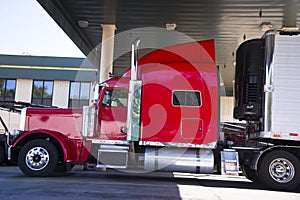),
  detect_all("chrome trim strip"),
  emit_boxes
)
[91,139,129,145]
[262,31,276,133]
[139,141,216,149]
[96,164,127,169]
